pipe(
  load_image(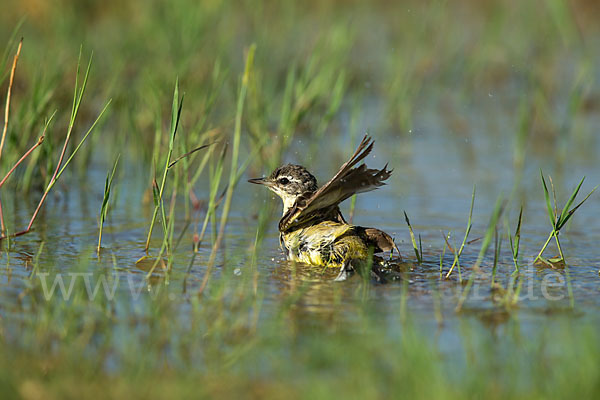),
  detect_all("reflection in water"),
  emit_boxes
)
[134,256,168,285]
[271,259,350,327]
